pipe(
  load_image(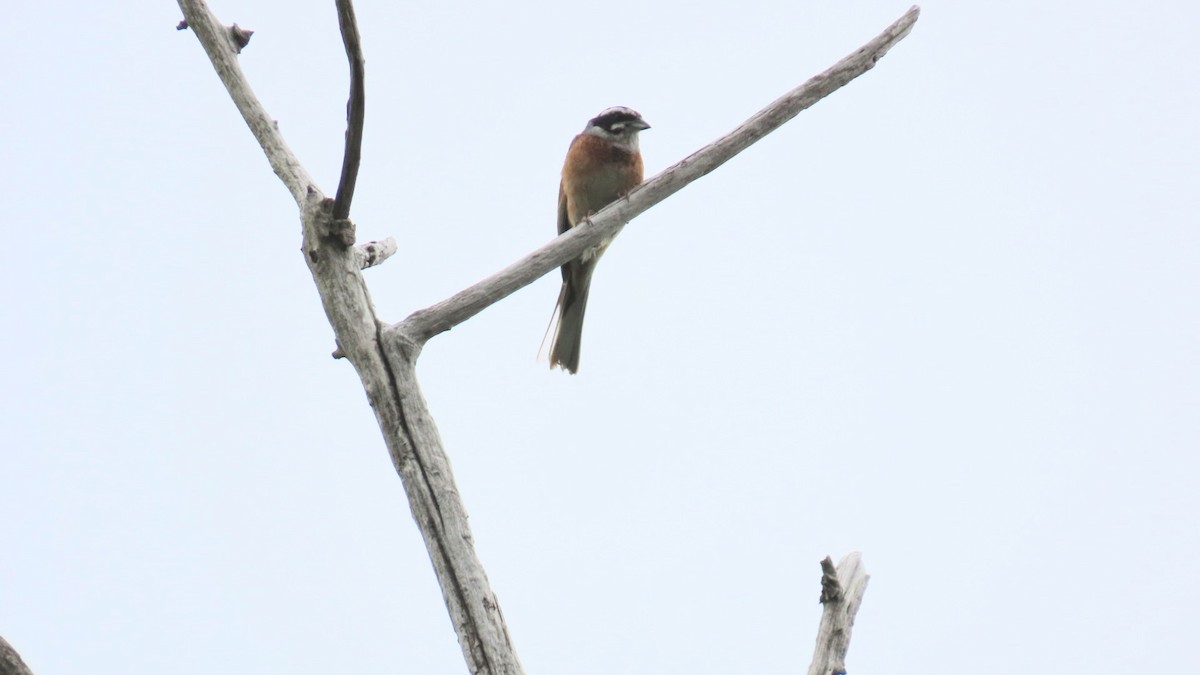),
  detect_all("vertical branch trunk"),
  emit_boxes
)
[299,194,524,674]
[387,345,523,673]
